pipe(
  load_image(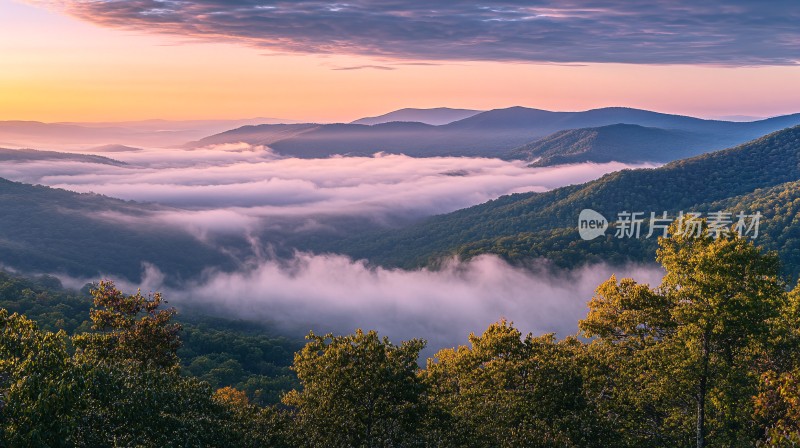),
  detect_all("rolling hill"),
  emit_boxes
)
[0,178,242,282]
[0,118,300,149]
[507,124,717,166]
[88,144,144,153]
[0,176,393,283]
[5,124,800,283]
[190,107,800,162]
[0,148,127,165]
[350,107,482,125]
[187,123,320,149]
[303,125,800,276]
